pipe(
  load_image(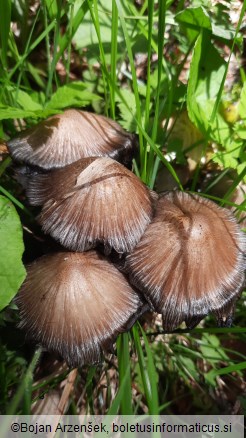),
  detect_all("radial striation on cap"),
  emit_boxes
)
[7,109,137,169]
[125,191,246,330]
[16,251,146,367]
[26,157,157,254]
